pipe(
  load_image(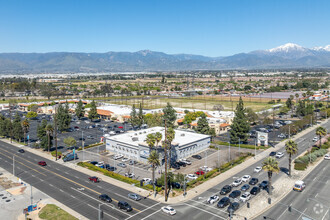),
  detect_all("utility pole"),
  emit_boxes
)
[218,145,220,172]
[13,155,15,176]
[30,185,33,205]
[98,204,104,220]
[164,119,168,202]
[54,104,58,160]
[82,130,84,161]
